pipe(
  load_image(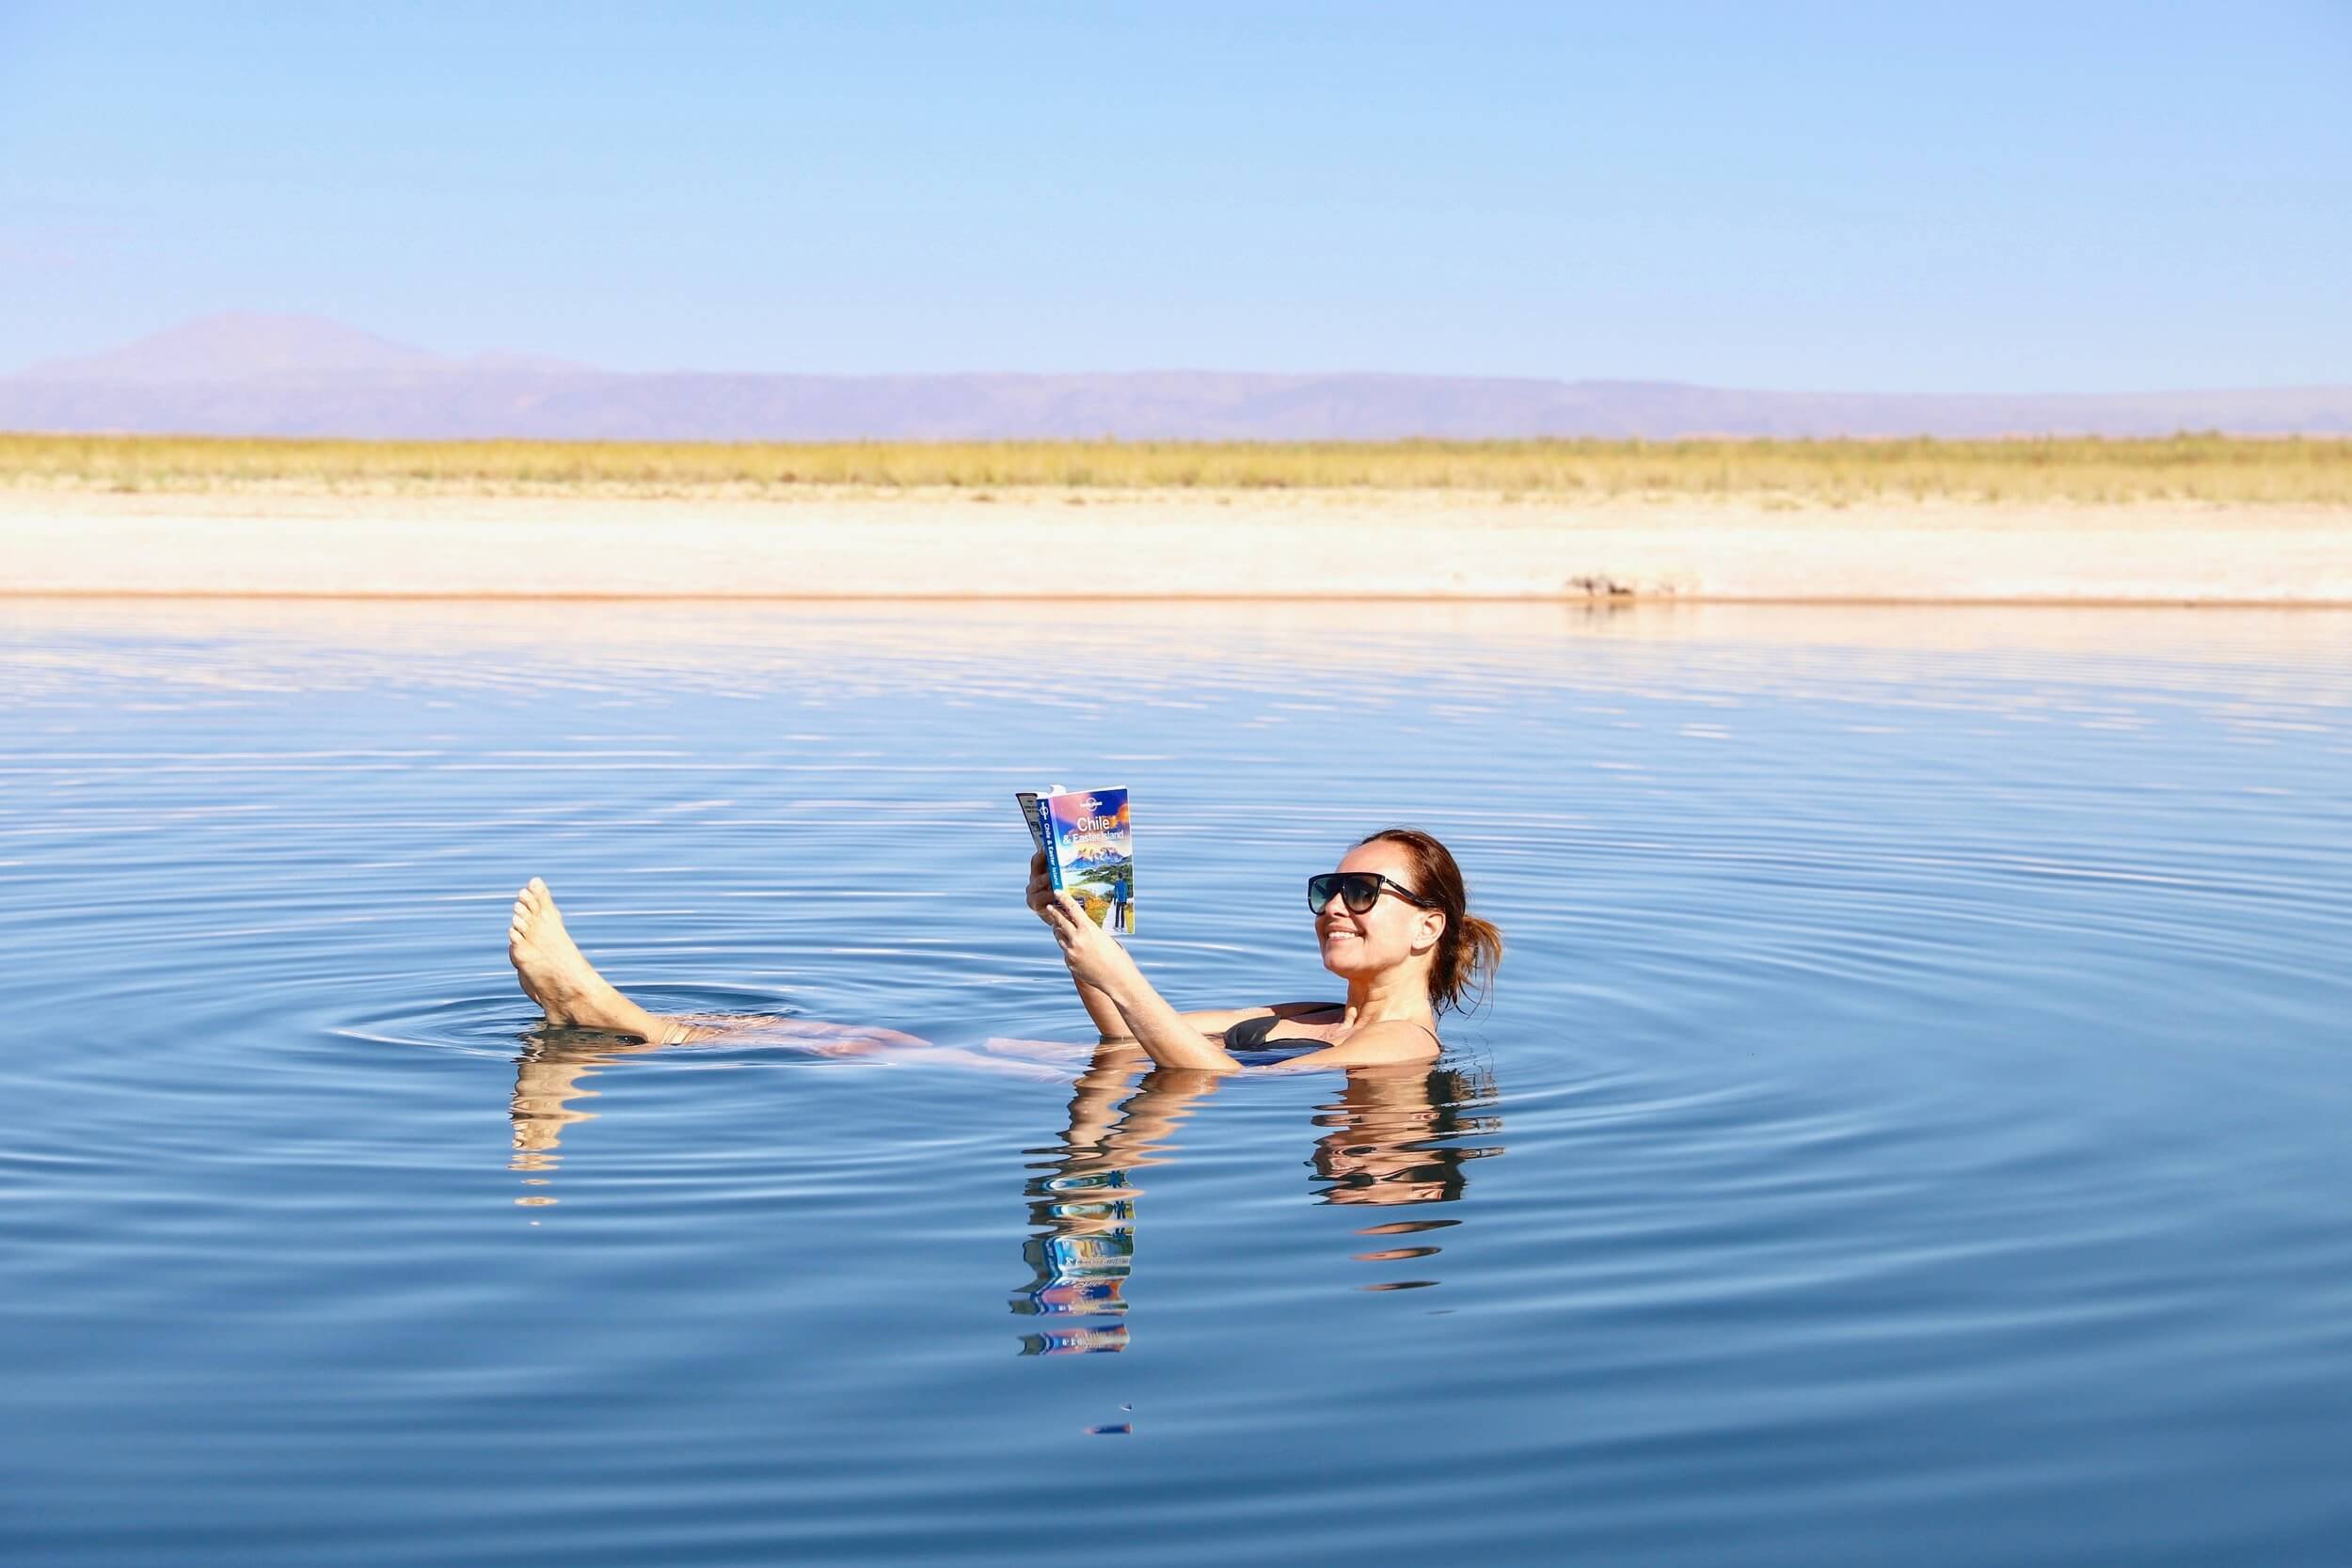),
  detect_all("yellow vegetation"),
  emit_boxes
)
[3,432,2347,504]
